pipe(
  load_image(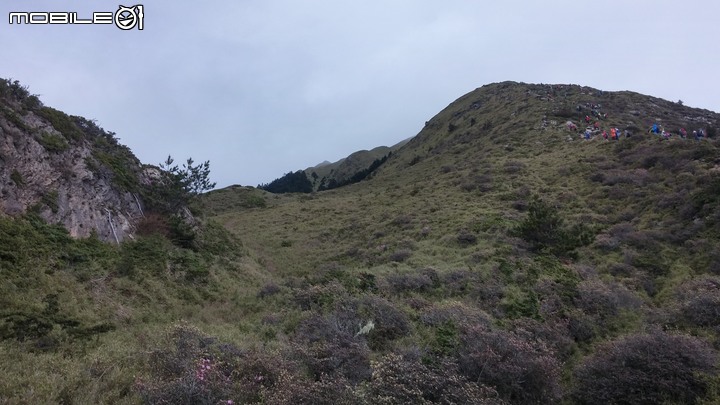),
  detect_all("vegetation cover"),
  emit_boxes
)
[2,80,720,404]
